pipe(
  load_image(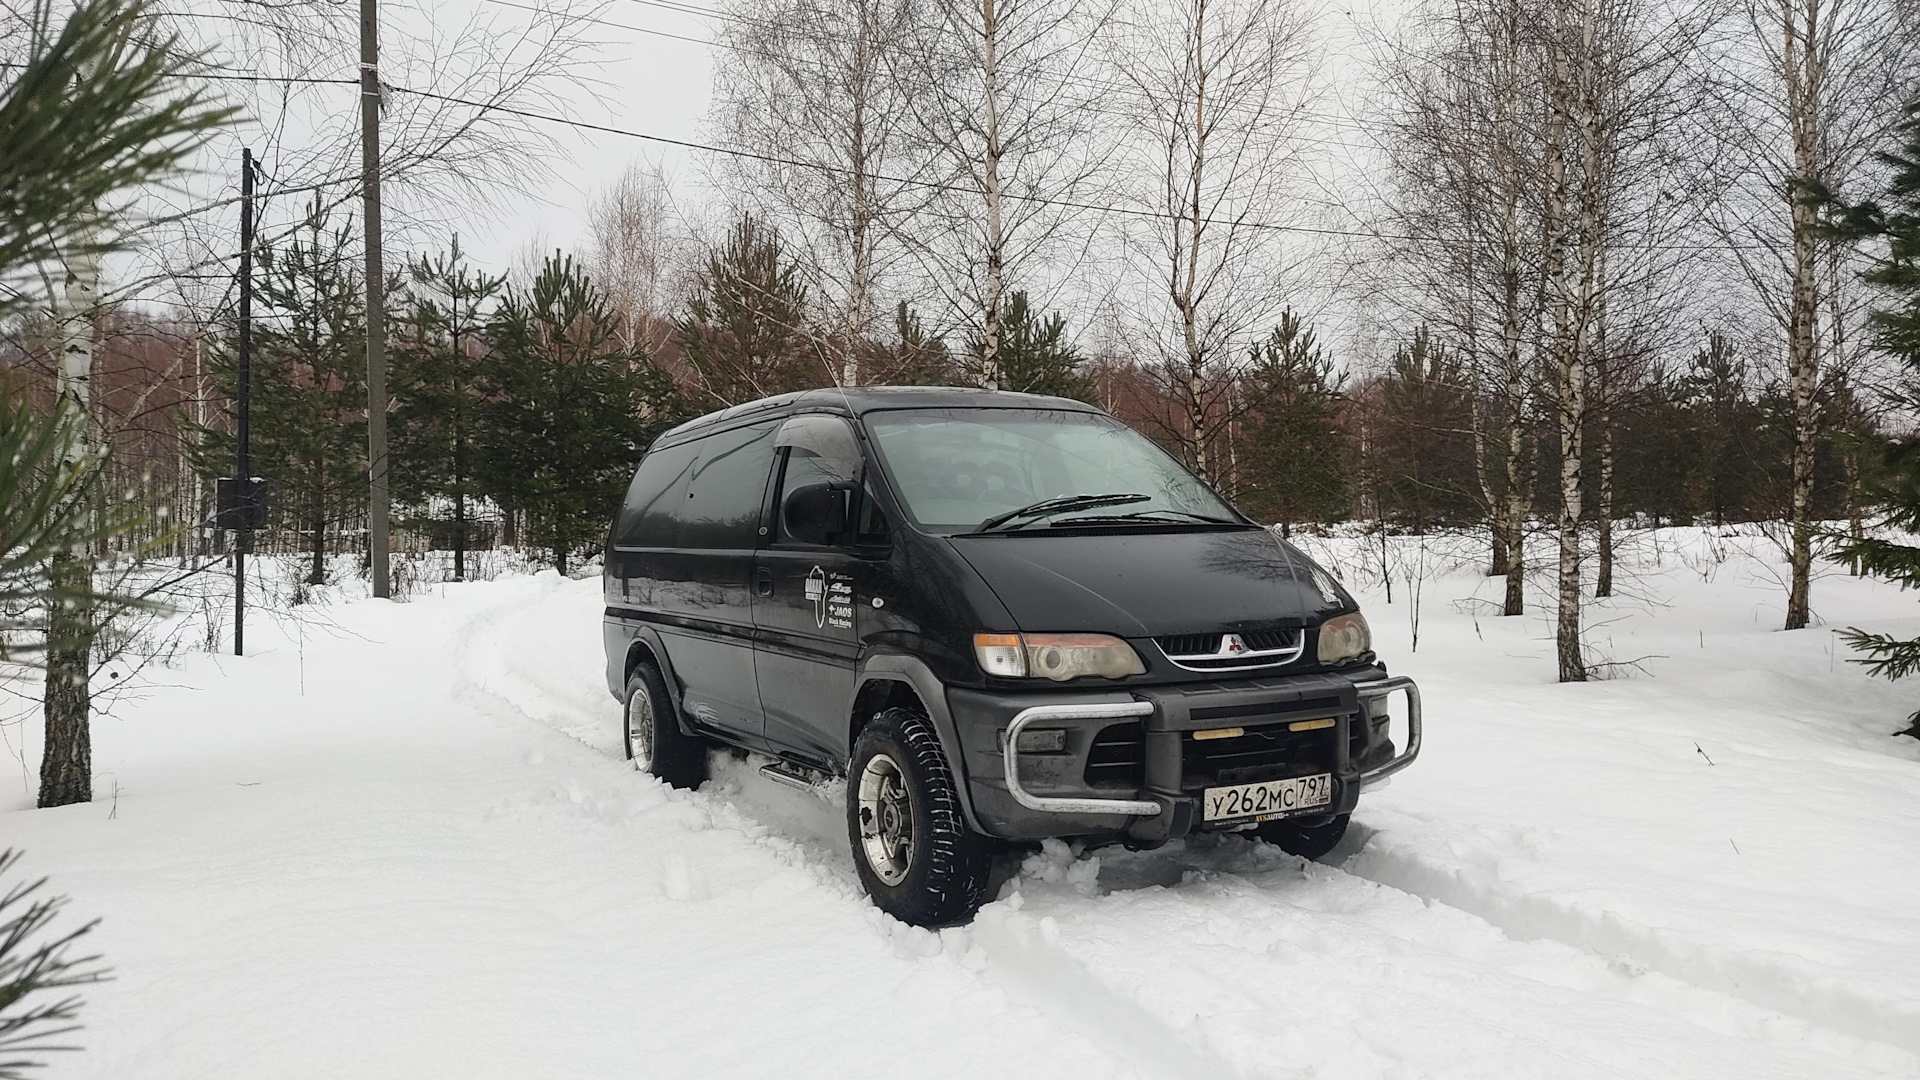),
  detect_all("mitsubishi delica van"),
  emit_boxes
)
[603,387,1420,927]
